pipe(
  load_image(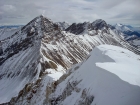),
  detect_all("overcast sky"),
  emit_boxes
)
[0,0,140,26]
